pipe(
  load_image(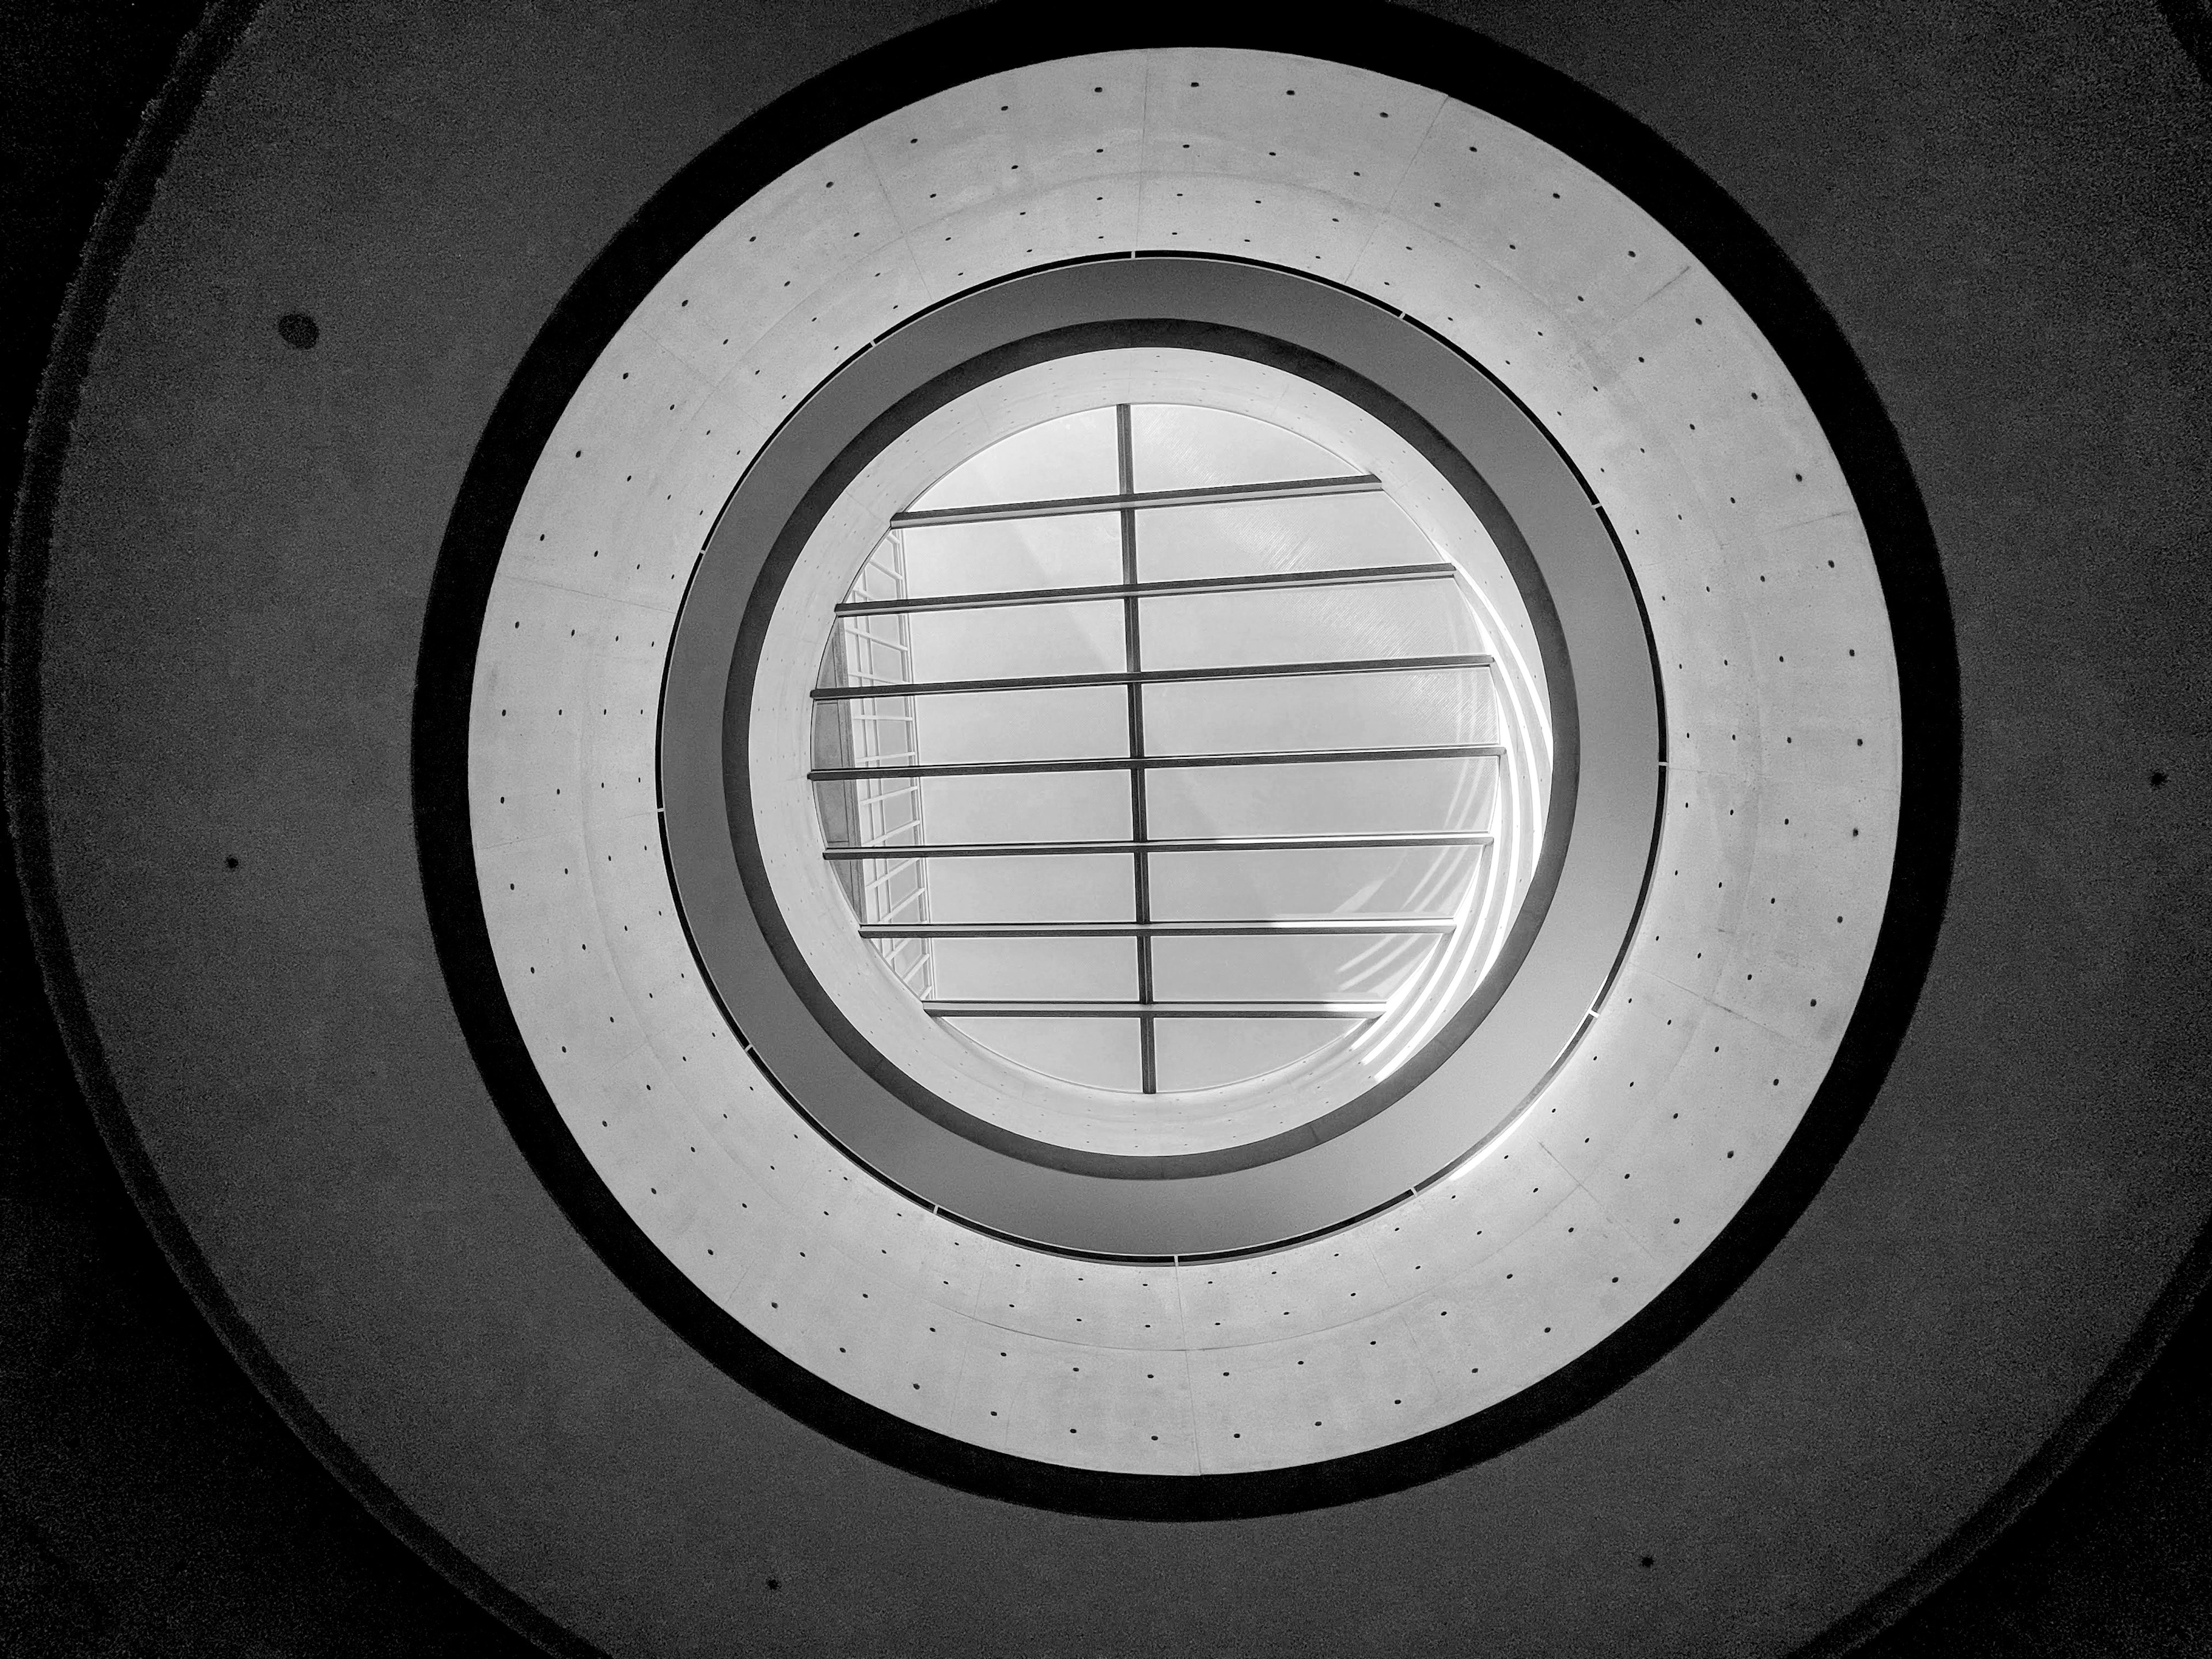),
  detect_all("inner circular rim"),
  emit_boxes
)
[740,325,1576,1169]
[764,354,1555,1151]
[660,255,1662,1258]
